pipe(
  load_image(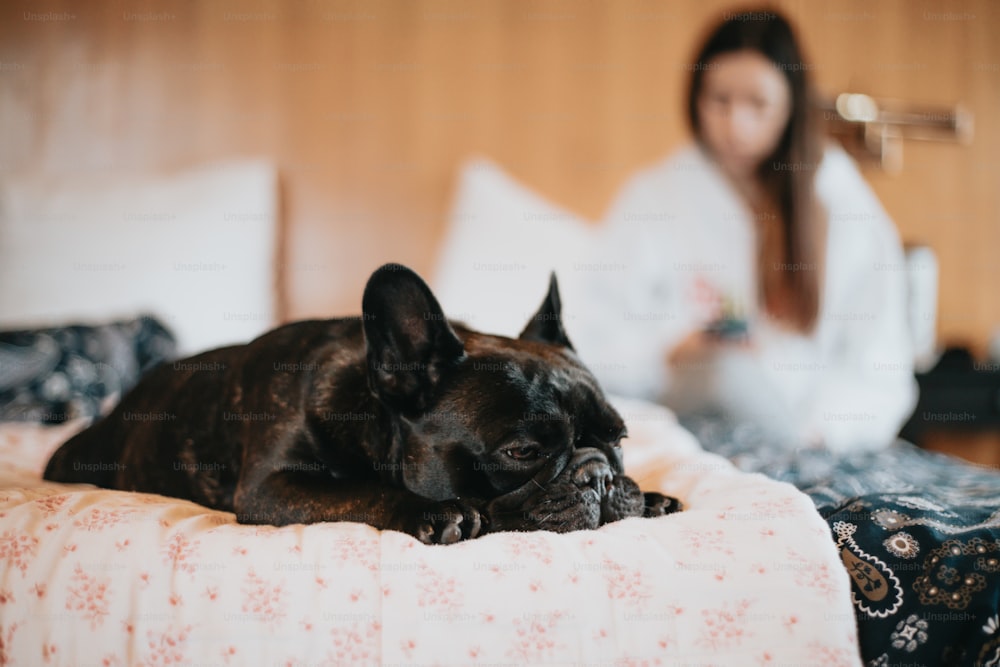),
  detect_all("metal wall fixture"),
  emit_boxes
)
[819,93,974,171]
